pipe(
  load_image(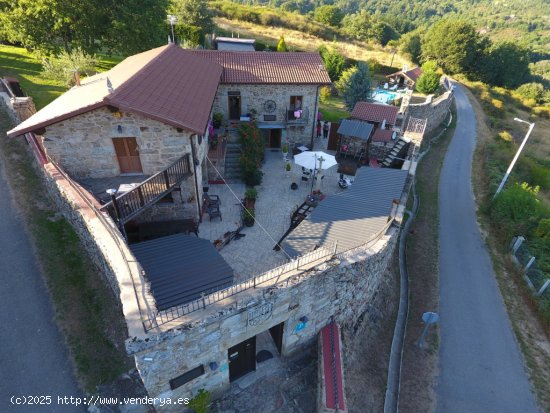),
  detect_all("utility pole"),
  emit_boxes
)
[494,118,535,198]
